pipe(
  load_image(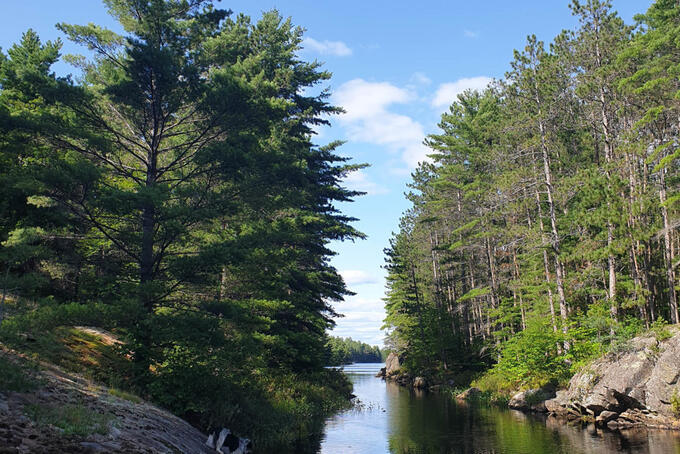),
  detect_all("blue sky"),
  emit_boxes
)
[2,0,653,346]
